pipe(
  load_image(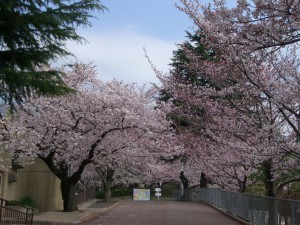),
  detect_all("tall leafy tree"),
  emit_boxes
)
[173,0,300,201]
[169,31,214,87]
[0,0,106,106]
[157,30,216,189]
[5,63,171,211]
[159,30,221,134]
[157,28,280,194]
